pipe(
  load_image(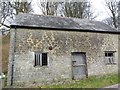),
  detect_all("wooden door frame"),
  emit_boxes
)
[71,52,88,80]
